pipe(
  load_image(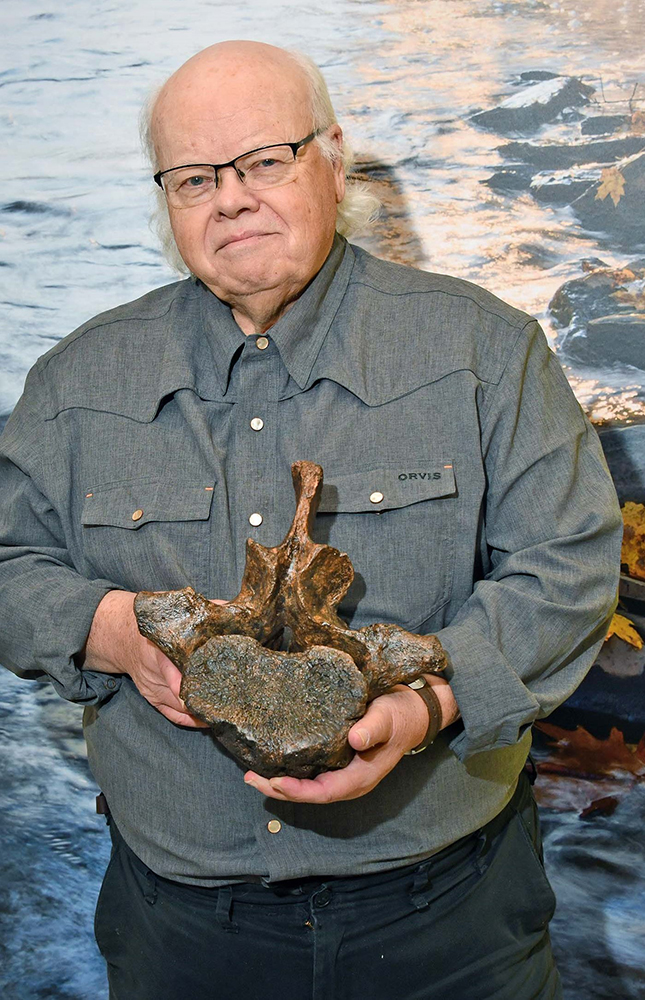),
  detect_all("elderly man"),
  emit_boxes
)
[0,40,621,1000]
